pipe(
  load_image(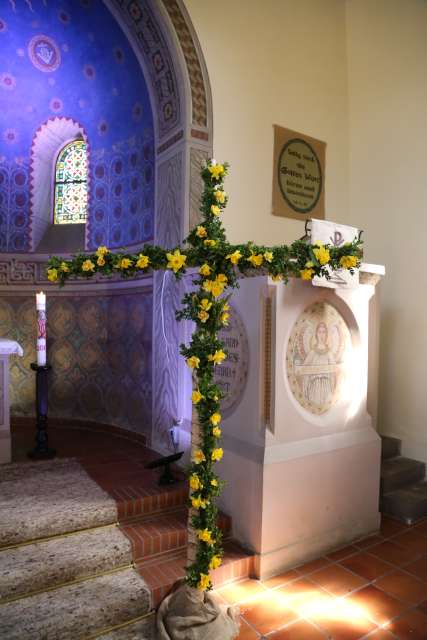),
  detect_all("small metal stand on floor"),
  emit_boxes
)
[28,362,56,460]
